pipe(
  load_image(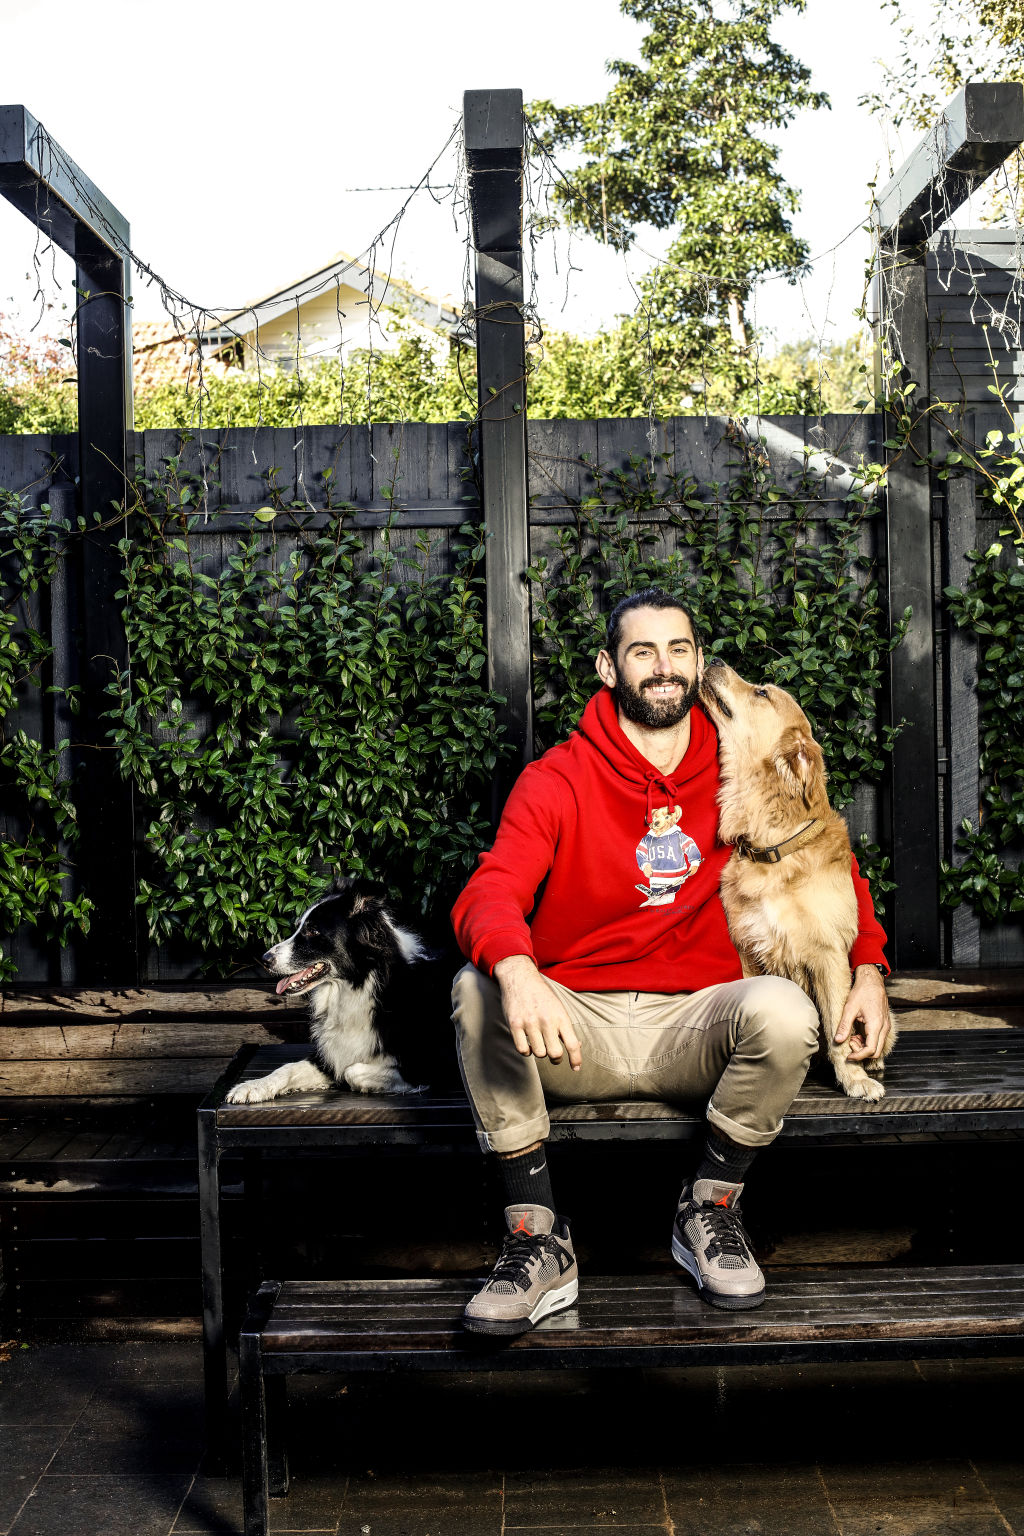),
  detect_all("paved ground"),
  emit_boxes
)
[1,1336,1023,1535]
